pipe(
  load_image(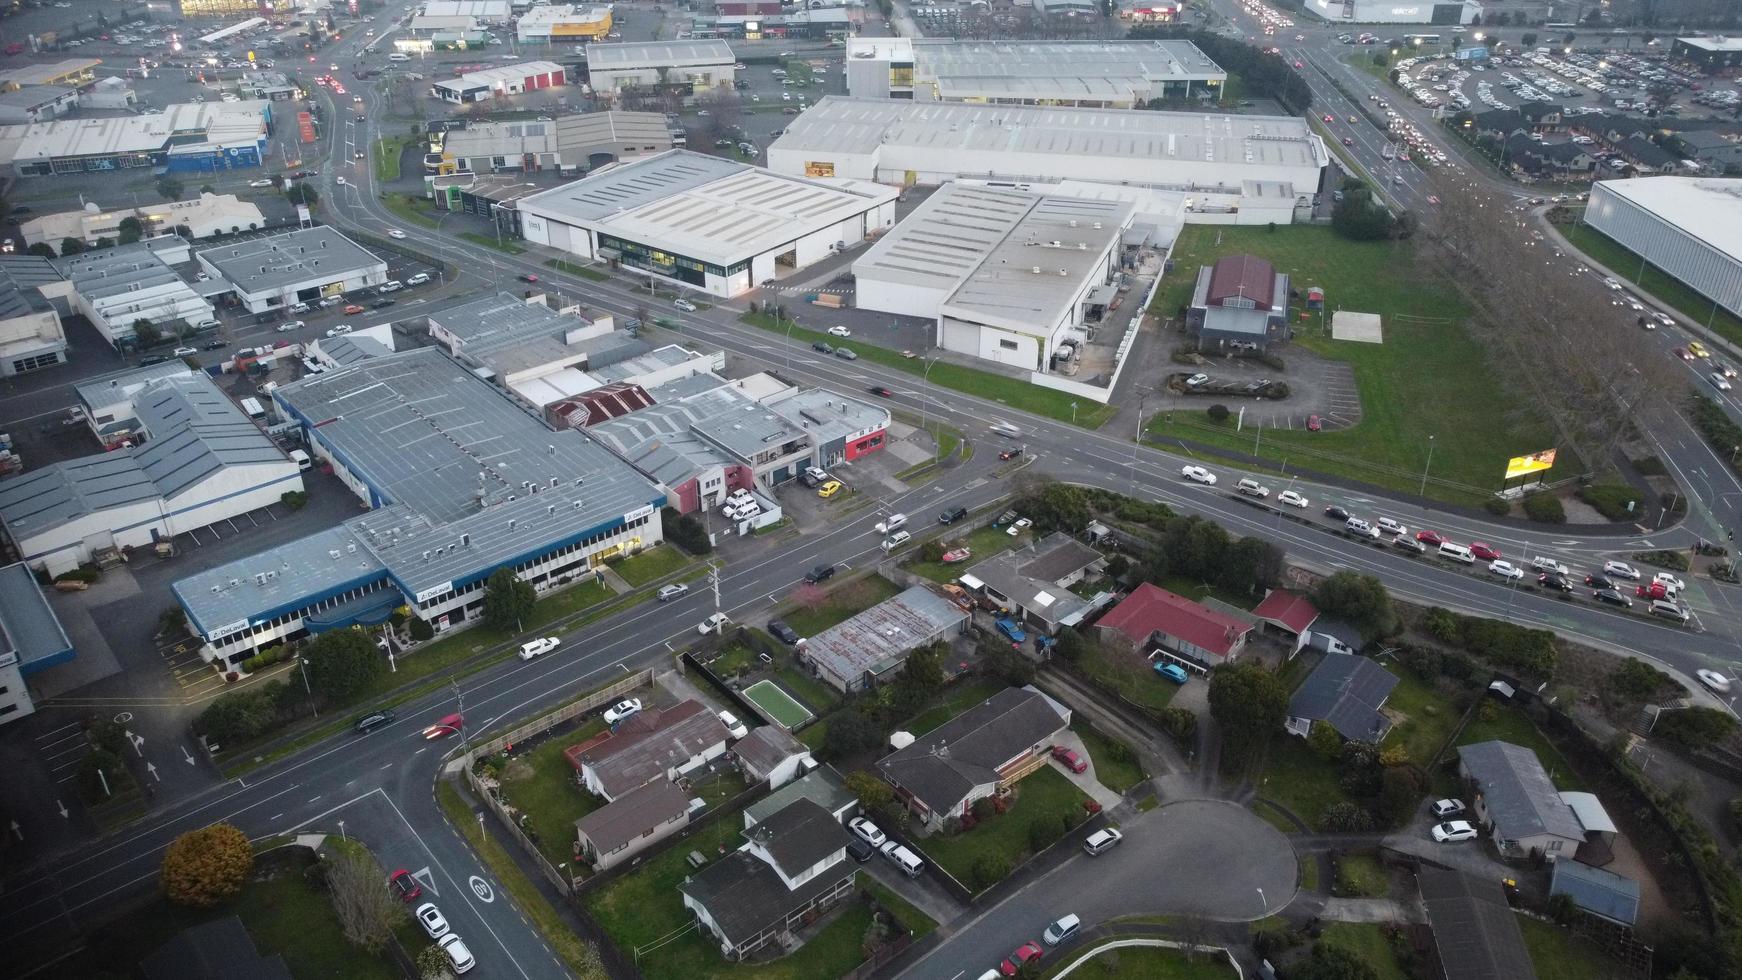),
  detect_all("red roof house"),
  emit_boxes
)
[1252,589,1319,642]
[1095,583,1253,669]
